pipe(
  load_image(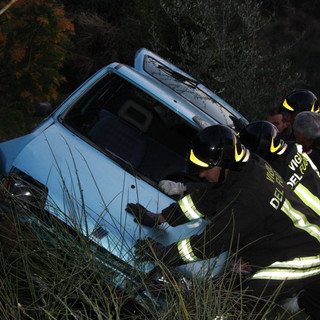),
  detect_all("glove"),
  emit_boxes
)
[229,115,248,133]
[134,238,162,262]
[158,180,186,196]
[126,203,161,227]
